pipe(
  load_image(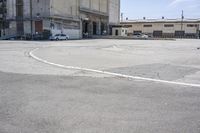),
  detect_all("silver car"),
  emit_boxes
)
[132,33,148,39]
[50,34,69,41]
